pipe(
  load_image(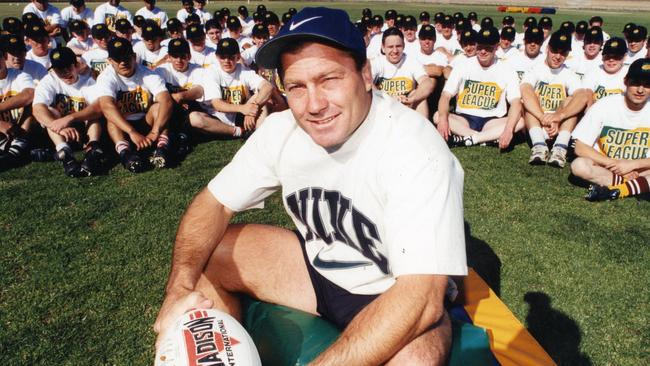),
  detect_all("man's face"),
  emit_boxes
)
[116,29,133,40]
[27,37,50,57]
[267,23,279,37]
[183,2,193,11]
[5,51,26,69]
[403,27,416,42]
[252,35,267,47]
[386,19,394,28]
[53,64,80,85]
[476,43,496,66]
[95,36,110,50]
[602,54,624,73]
[583,42,602,57]
[463,42,477,57]
[229,27,241,39]
[500,38,512,49]
[419,37,434,54]
[217,54,239,73]
[628,39,644,53]
[546,47,568,69]
[145,0,155,10]
[144,37,161,51]
[109,0,120,6]
[195,1,204,10]
[33,0,48,11]
[109,54,136,77]
[625,79,649,106]
[441,25,452,38]
[169,30,183,39]
[206,28,221,43]
[281,43,372,148]
[170,54,190,72]
[525,41,541,57]
[381,35,404,64]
